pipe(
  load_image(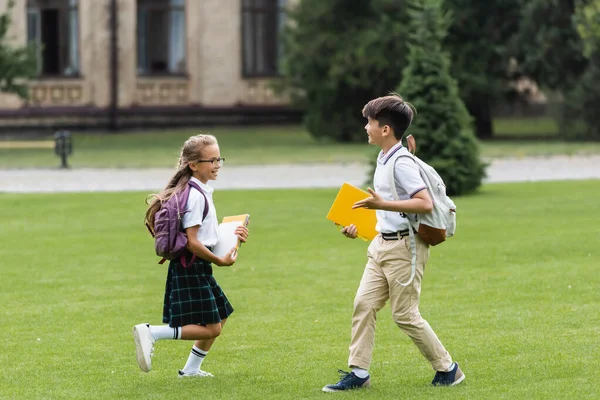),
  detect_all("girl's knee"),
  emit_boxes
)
[206,323,222,338]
